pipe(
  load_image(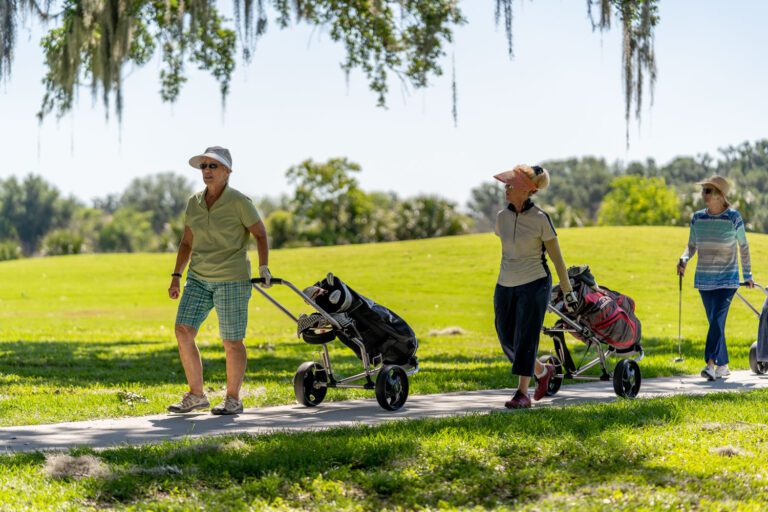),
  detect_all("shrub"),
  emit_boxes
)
[0,240,21,261]
[43,229,84,256]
